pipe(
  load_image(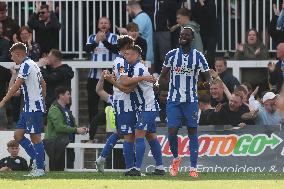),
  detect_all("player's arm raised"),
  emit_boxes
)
[0,78,23,107]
